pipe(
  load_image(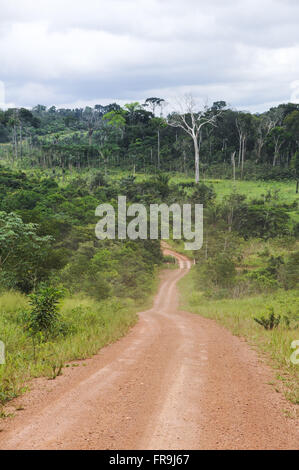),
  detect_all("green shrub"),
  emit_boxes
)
[278,251,299,290]
[24,285,65,340]
[190,183,216,206]
[254,308,281,330]
[198,255,237,290]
